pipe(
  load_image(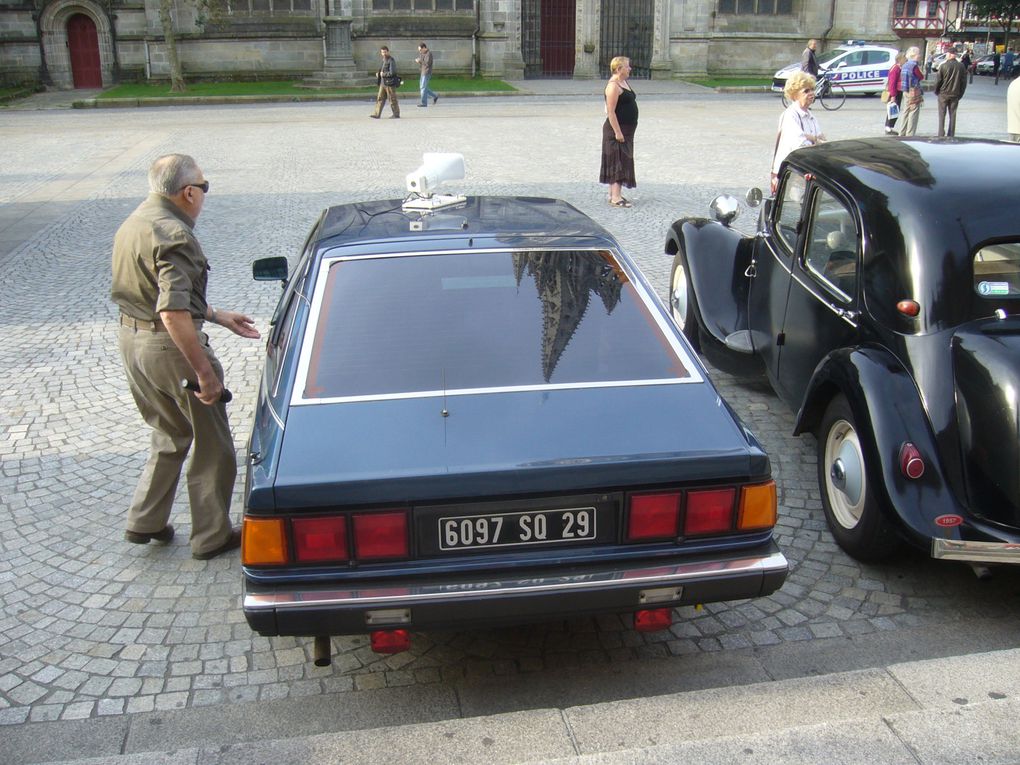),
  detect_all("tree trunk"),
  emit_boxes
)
[158,0,186,92]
